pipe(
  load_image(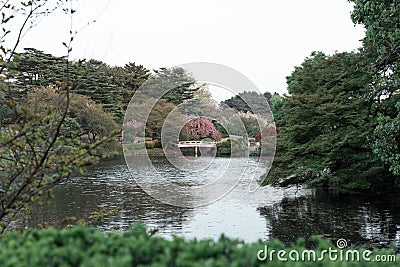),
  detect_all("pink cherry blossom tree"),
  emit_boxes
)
[183,117,222,141]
